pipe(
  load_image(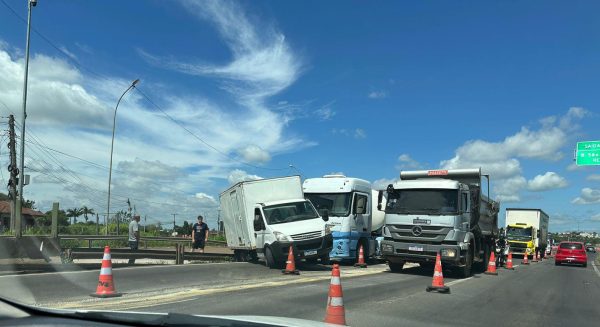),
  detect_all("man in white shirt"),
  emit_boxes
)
[128,215,140,264]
